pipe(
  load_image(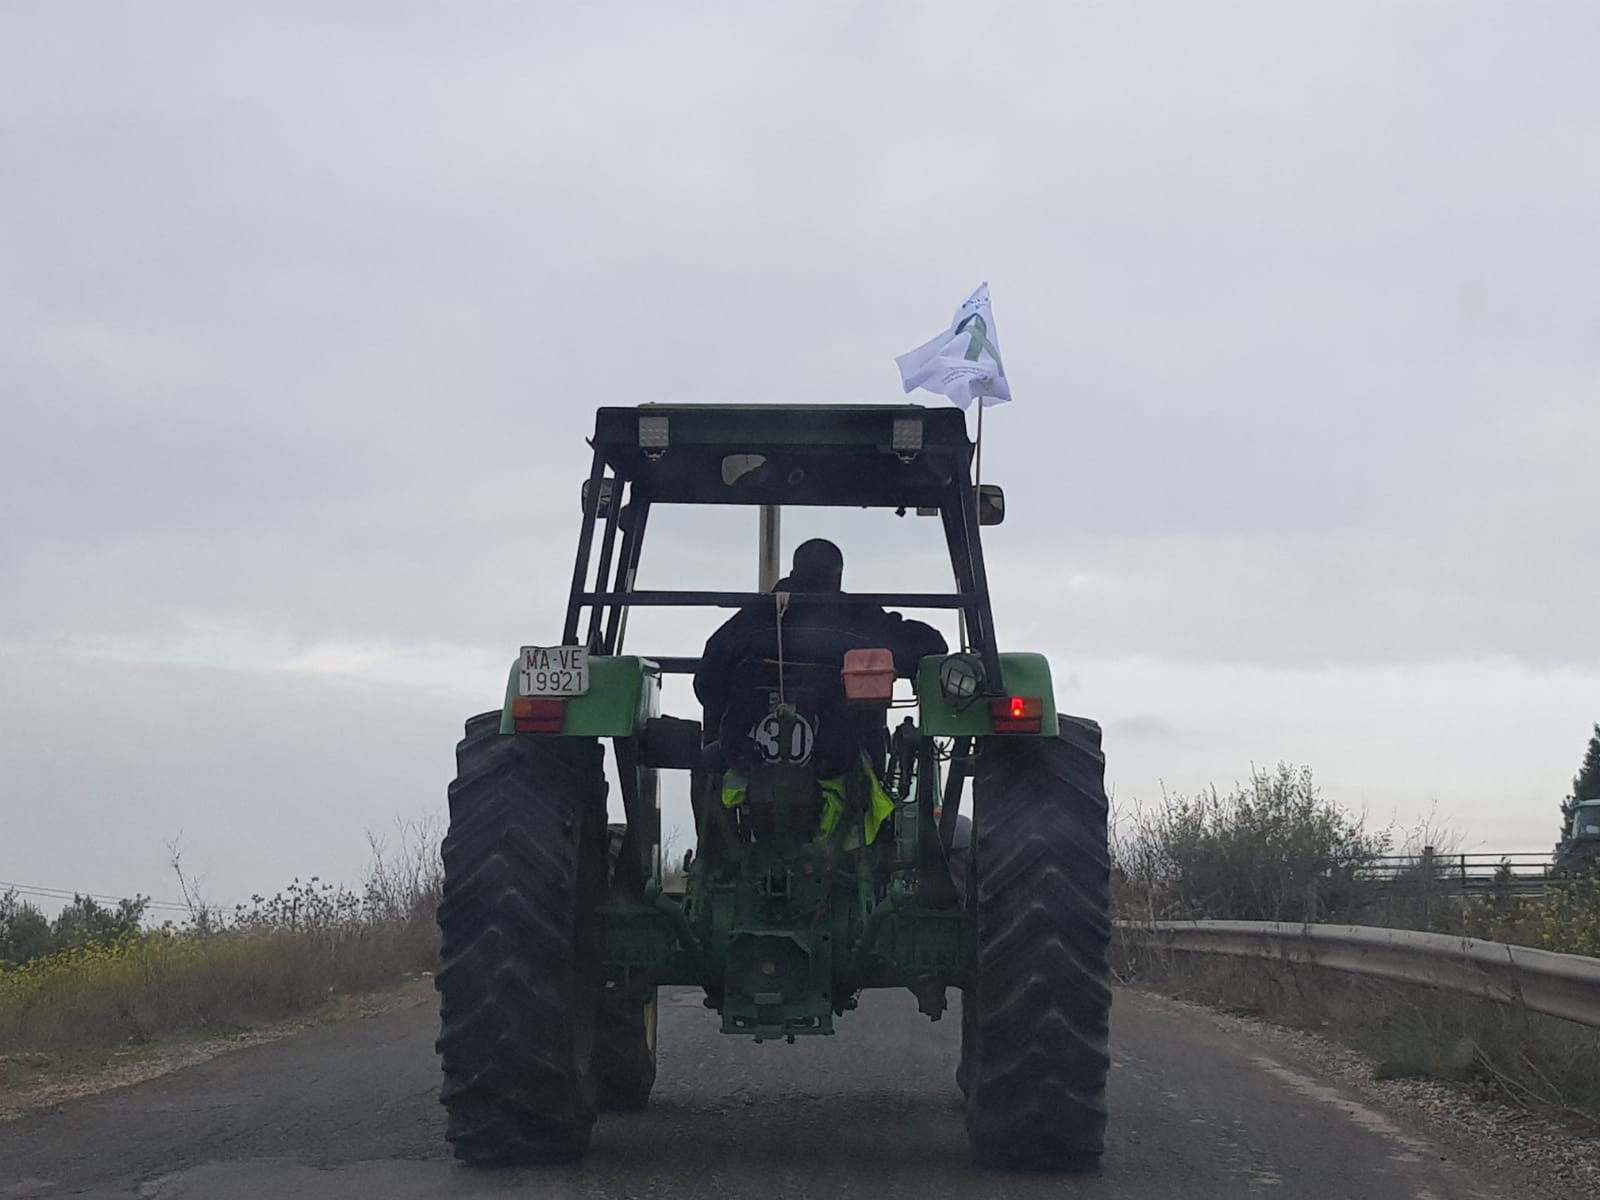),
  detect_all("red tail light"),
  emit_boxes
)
[512,696,565,733]
[990,696,1042,734]
[841,647,896,707]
